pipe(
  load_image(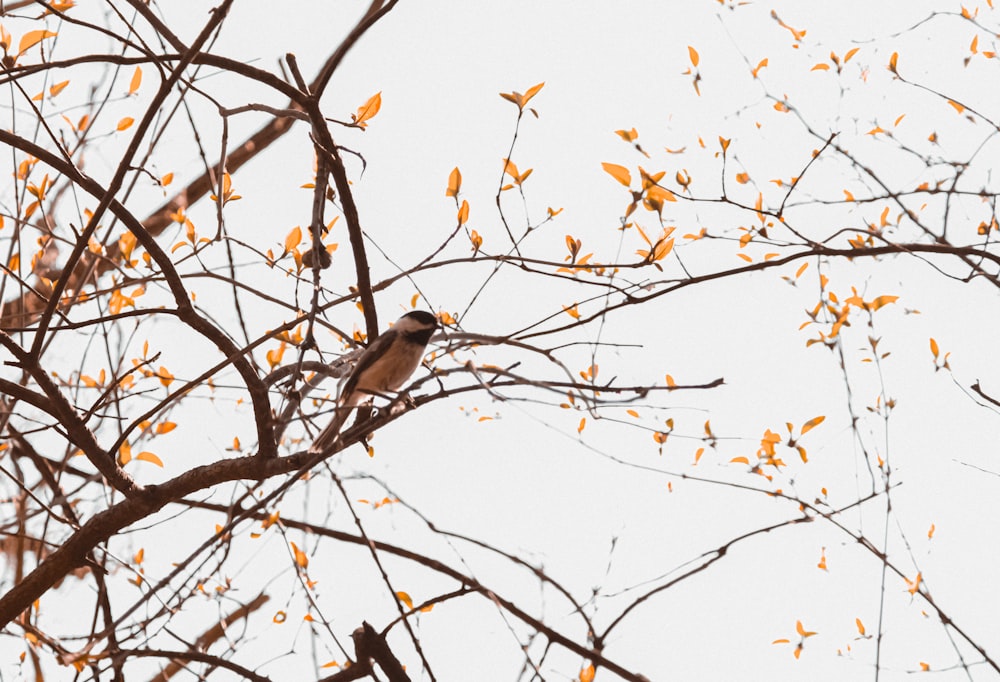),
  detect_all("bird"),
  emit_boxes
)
[310,310,438,453]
